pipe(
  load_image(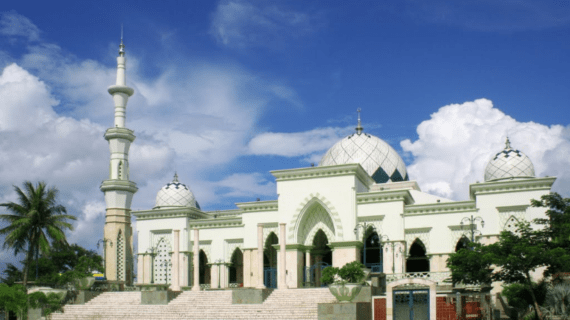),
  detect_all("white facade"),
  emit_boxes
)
[132,124,555,292]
